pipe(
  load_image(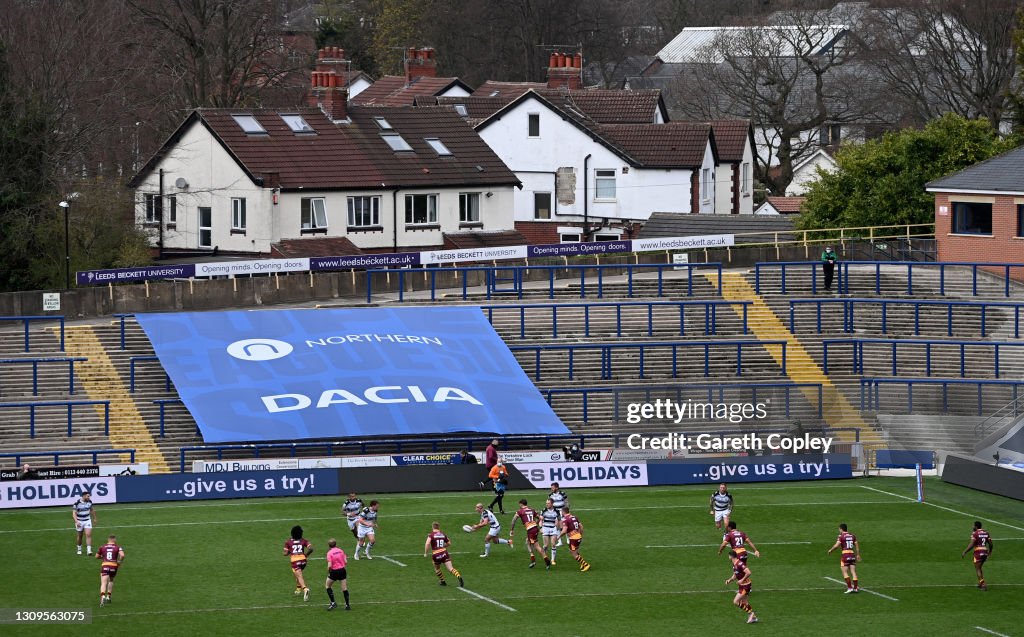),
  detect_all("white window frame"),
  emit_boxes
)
[534,192,552,219]
[167,195,177,225]
[528,113,540,138]
[301,197,328,231]
[144,193,160,223]
[701,168,712,203]
[198,206,212,248]
[231,197,247,230]
[741,162,750,195]
[459,192,481,223]
[560,233,581,243]
[347,196,380,228]
[404,194,438,225]
[594,169,617,200]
